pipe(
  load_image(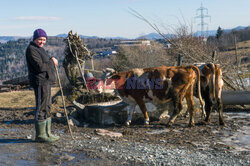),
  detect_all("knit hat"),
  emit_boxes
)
[33,28,47,41]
